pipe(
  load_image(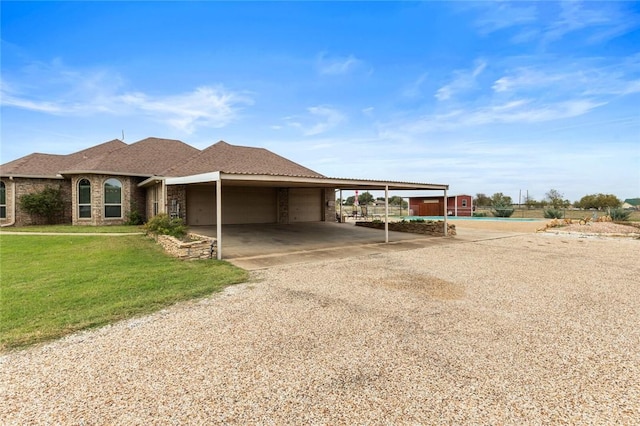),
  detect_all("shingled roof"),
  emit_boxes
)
[162,141,324,178]
[60,137,200,176]
[1,139,127,178]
